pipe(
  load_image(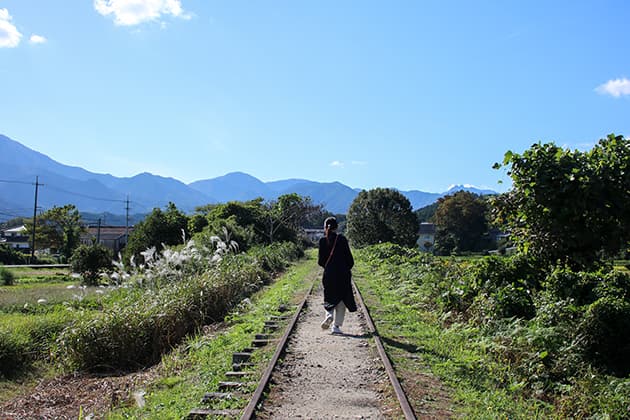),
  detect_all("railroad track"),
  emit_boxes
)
[187,277,416,419]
